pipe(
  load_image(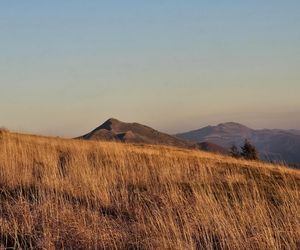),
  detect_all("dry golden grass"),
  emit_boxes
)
[0,130,300,249]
